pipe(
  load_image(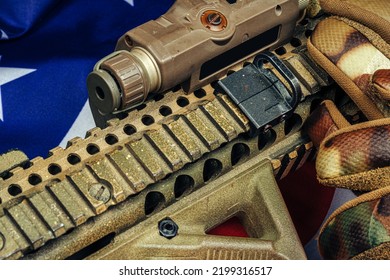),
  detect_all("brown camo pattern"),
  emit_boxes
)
[351,0,390,22]
[313,1,390,259]
[373,69,390,96]
[374,194,390,235]
[319,192,390,259]
[311,18,390,117]
[370,70,390,115]
[321,0,390,25]
[316,124,390,180]
[305,102,342,148]
[355,70,390,116]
